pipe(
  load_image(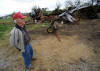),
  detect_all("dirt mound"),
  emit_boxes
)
[31,35,94,71]
[0,19,100,71]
